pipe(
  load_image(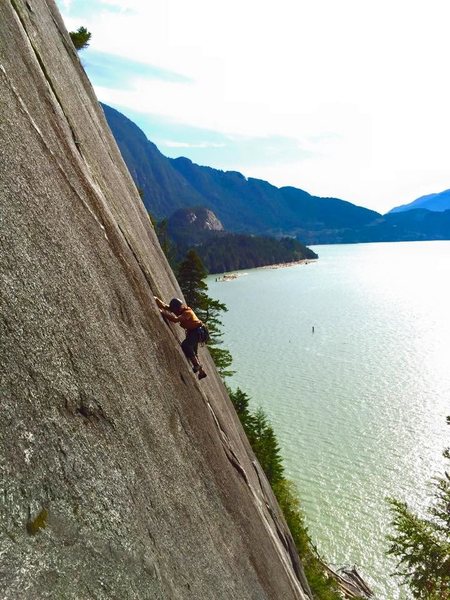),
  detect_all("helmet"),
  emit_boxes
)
[168,298,183,313]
